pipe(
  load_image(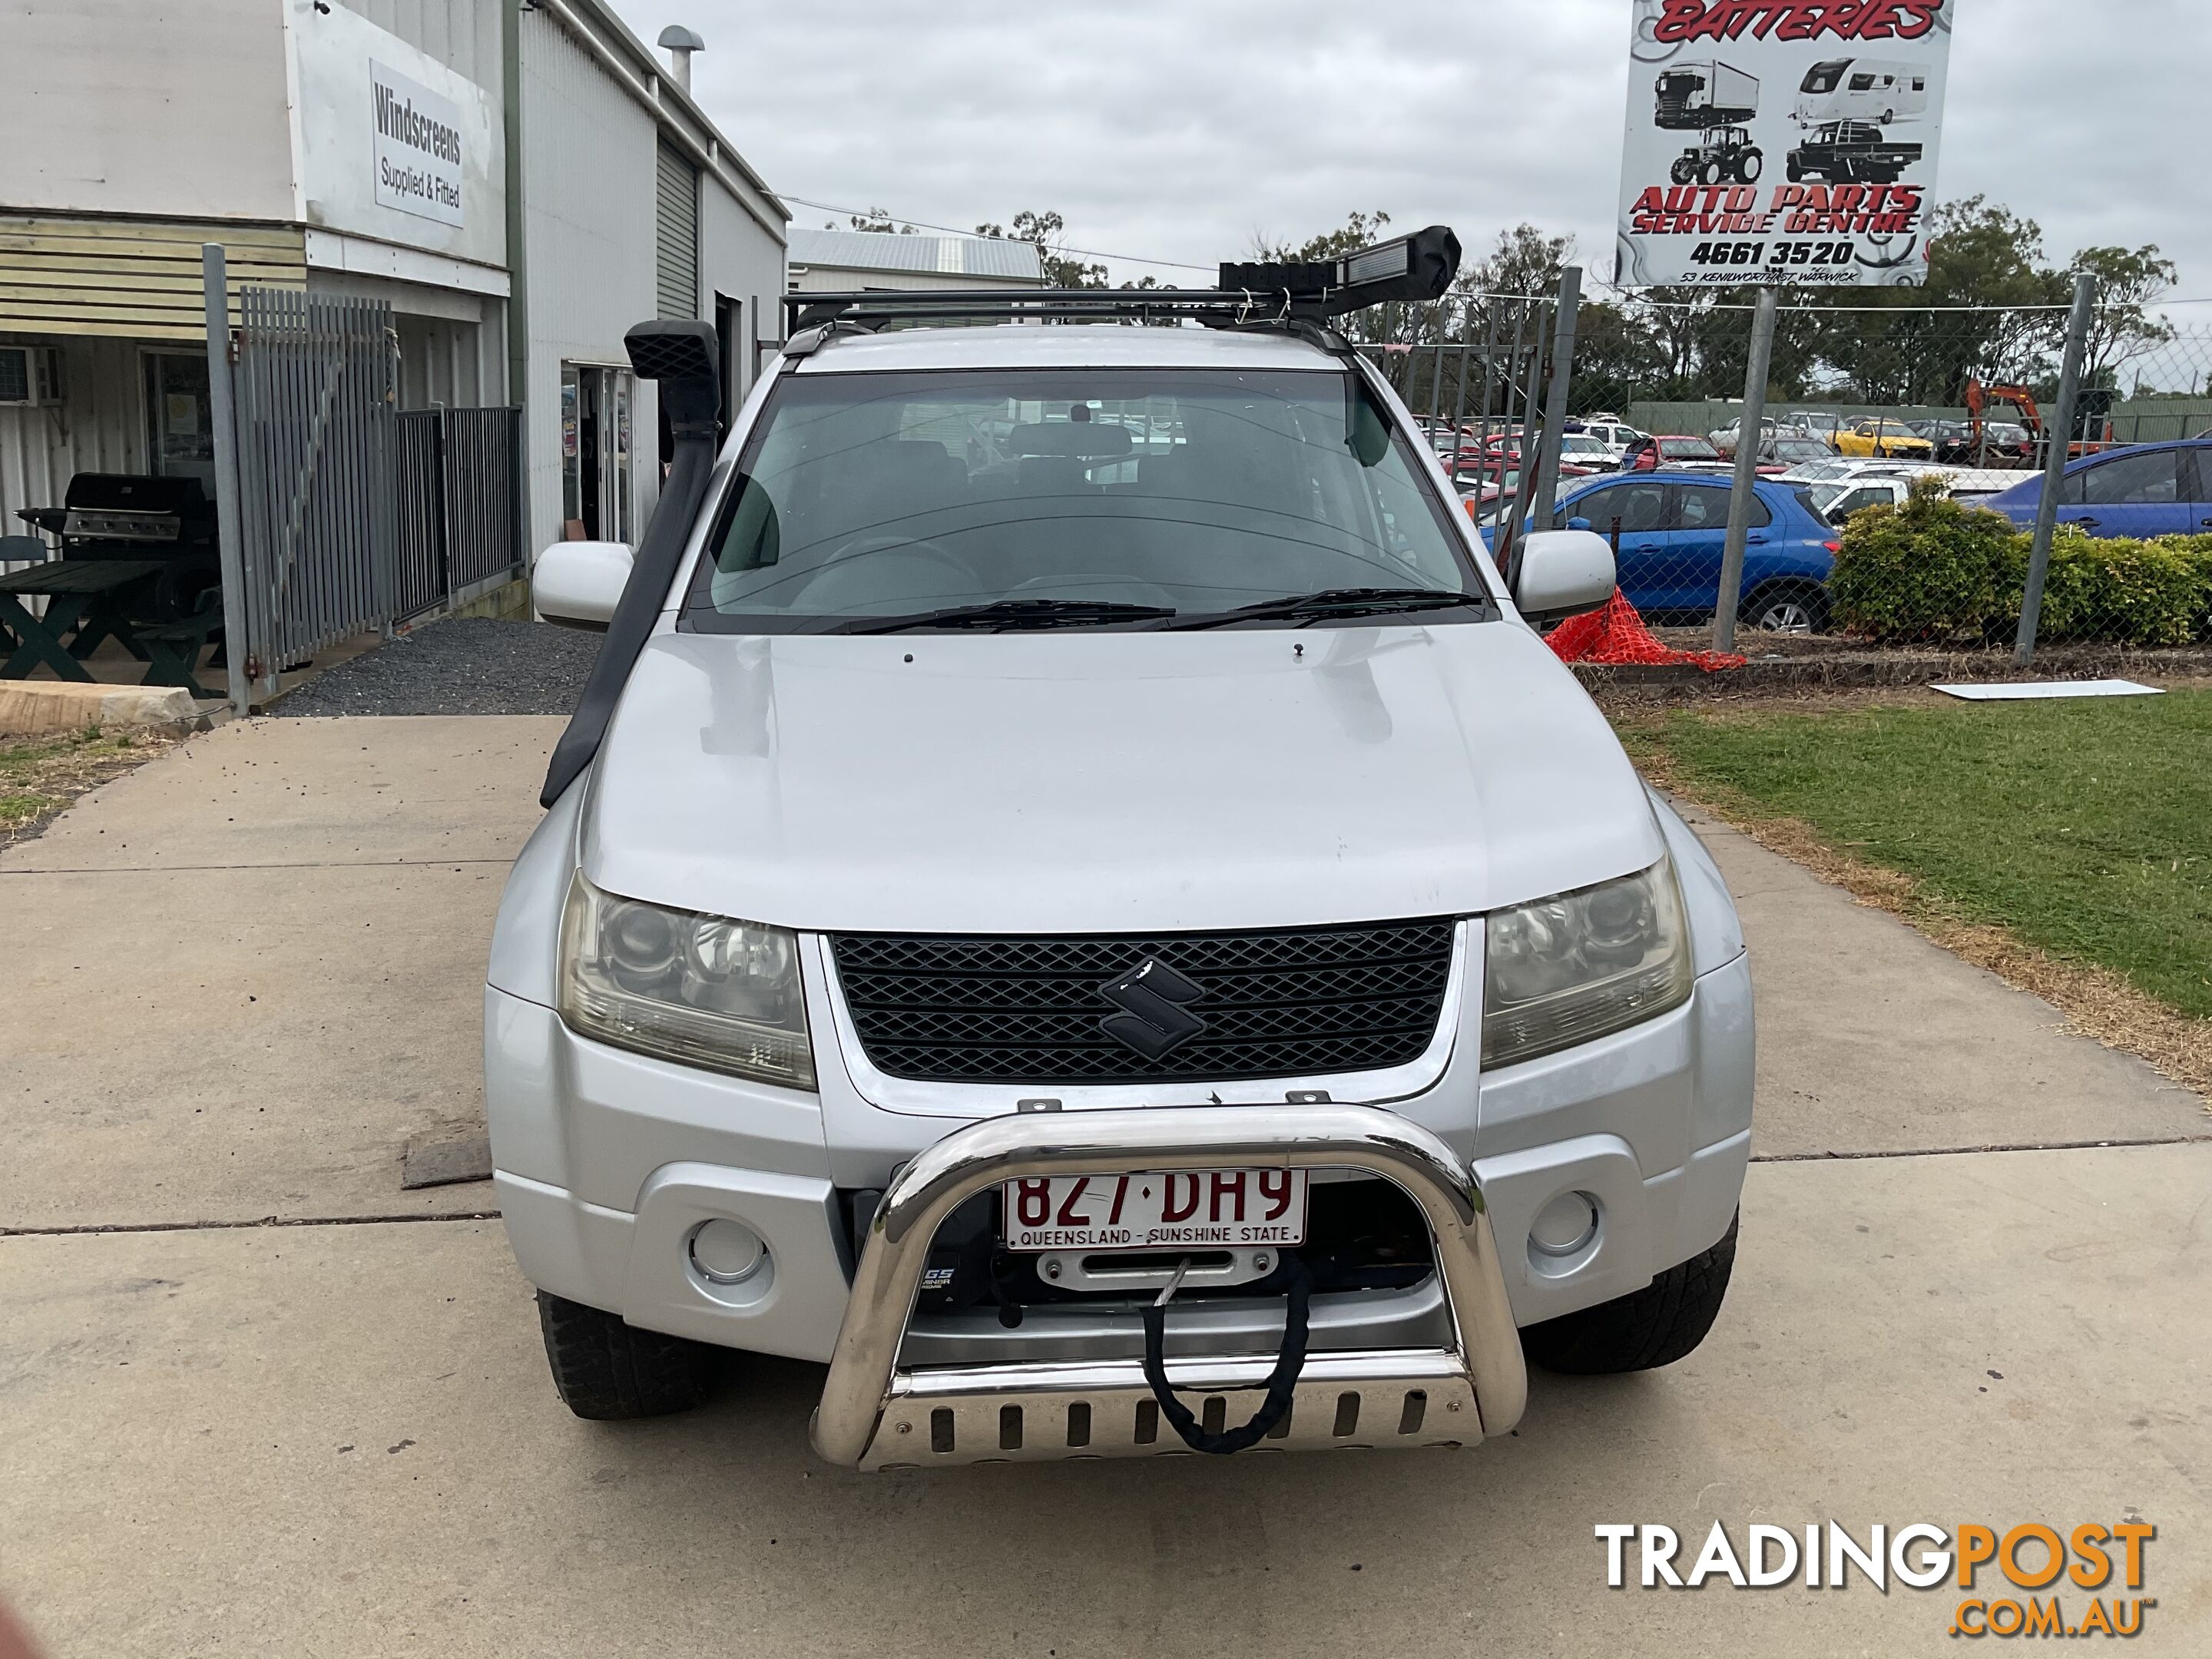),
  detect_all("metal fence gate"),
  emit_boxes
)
[209,263,529,708]
[230,286,401,684]
[395,406,525,621]
[1358,286,1576,563]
